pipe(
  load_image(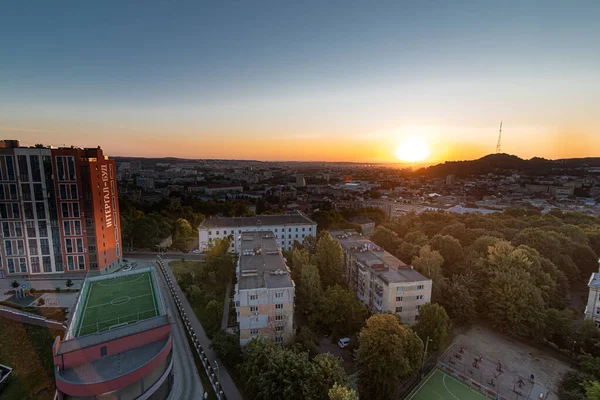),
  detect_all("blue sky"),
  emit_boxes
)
[1,1,599,161]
